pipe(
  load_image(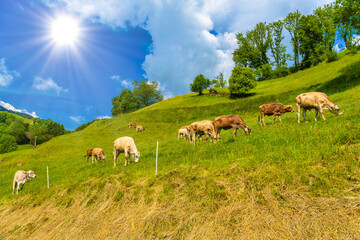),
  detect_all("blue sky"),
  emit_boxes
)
[0,0,333,130]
